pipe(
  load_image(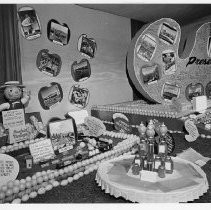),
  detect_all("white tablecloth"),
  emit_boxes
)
[95,155,209,203]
